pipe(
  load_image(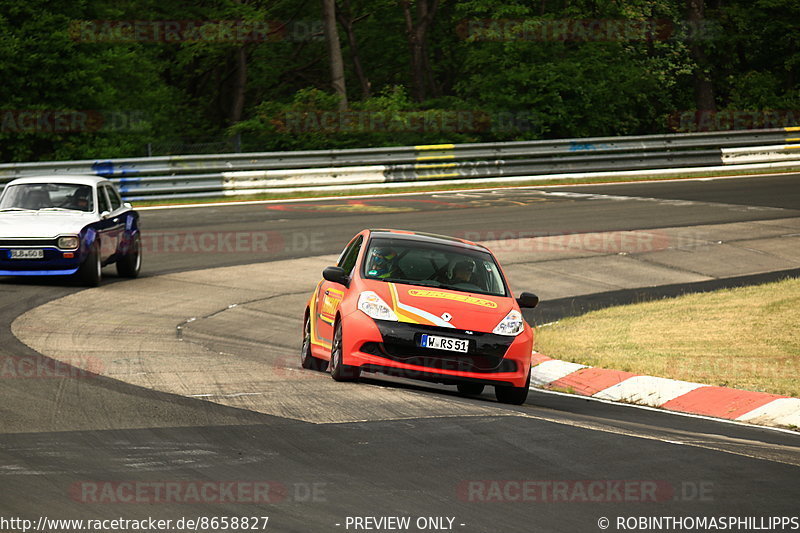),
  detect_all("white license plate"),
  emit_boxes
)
[419,334,469,353]
[9,249,44,259]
